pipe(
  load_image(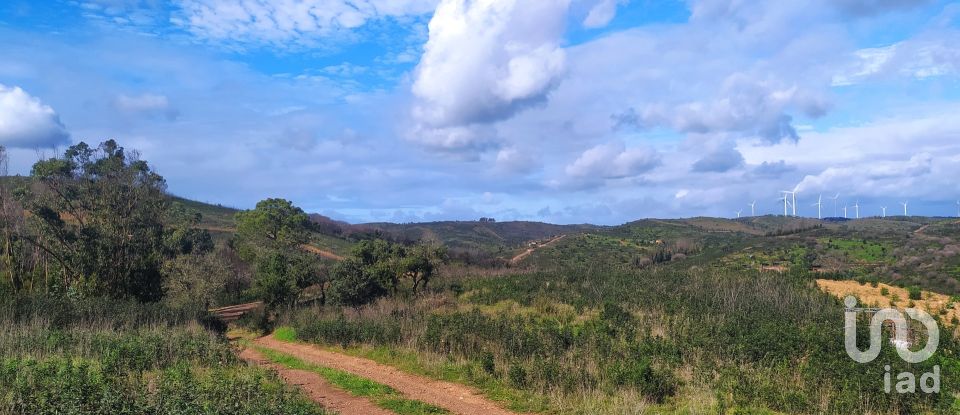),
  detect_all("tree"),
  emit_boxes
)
[15,140,169,301]
[233,198,322,306]
[234,198,310,257]
[161,246,233,310]
[352,239,401,291]
[398,244,447,293]
[328,258,387,307]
